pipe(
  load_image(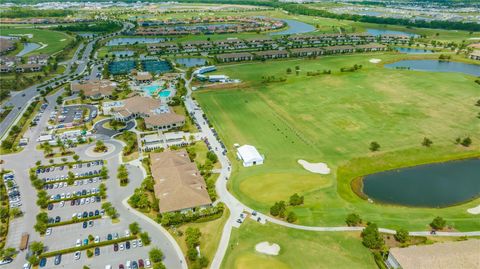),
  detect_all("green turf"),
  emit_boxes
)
[221,220,376,269]
[0,28,73,56]
[194,52,480,231]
